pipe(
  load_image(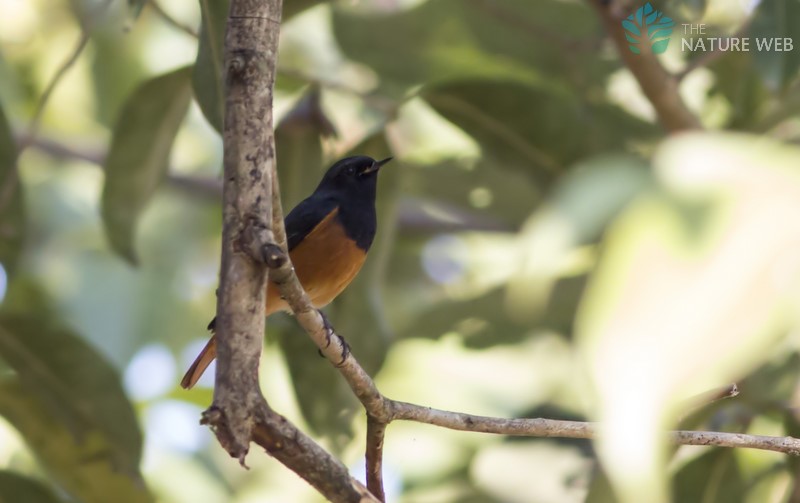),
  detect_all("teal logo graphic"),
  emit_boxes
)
[622,3,675,55]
